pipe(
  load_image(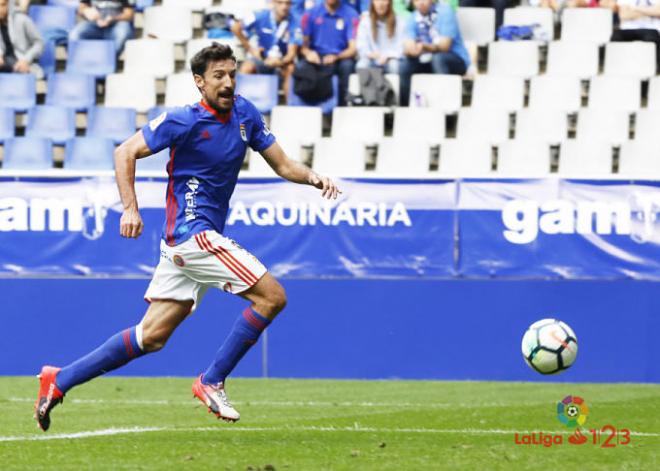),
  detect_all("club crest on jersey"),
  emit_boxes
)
[239,123,247,142]
[173,255,185,267]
